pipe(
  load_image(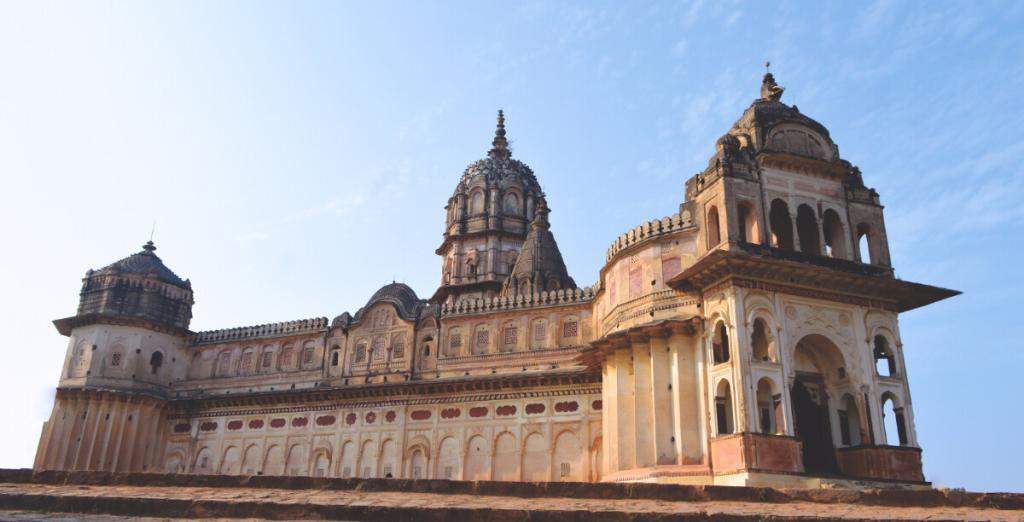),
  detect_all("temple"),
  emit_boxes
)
[34,73,958,487]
